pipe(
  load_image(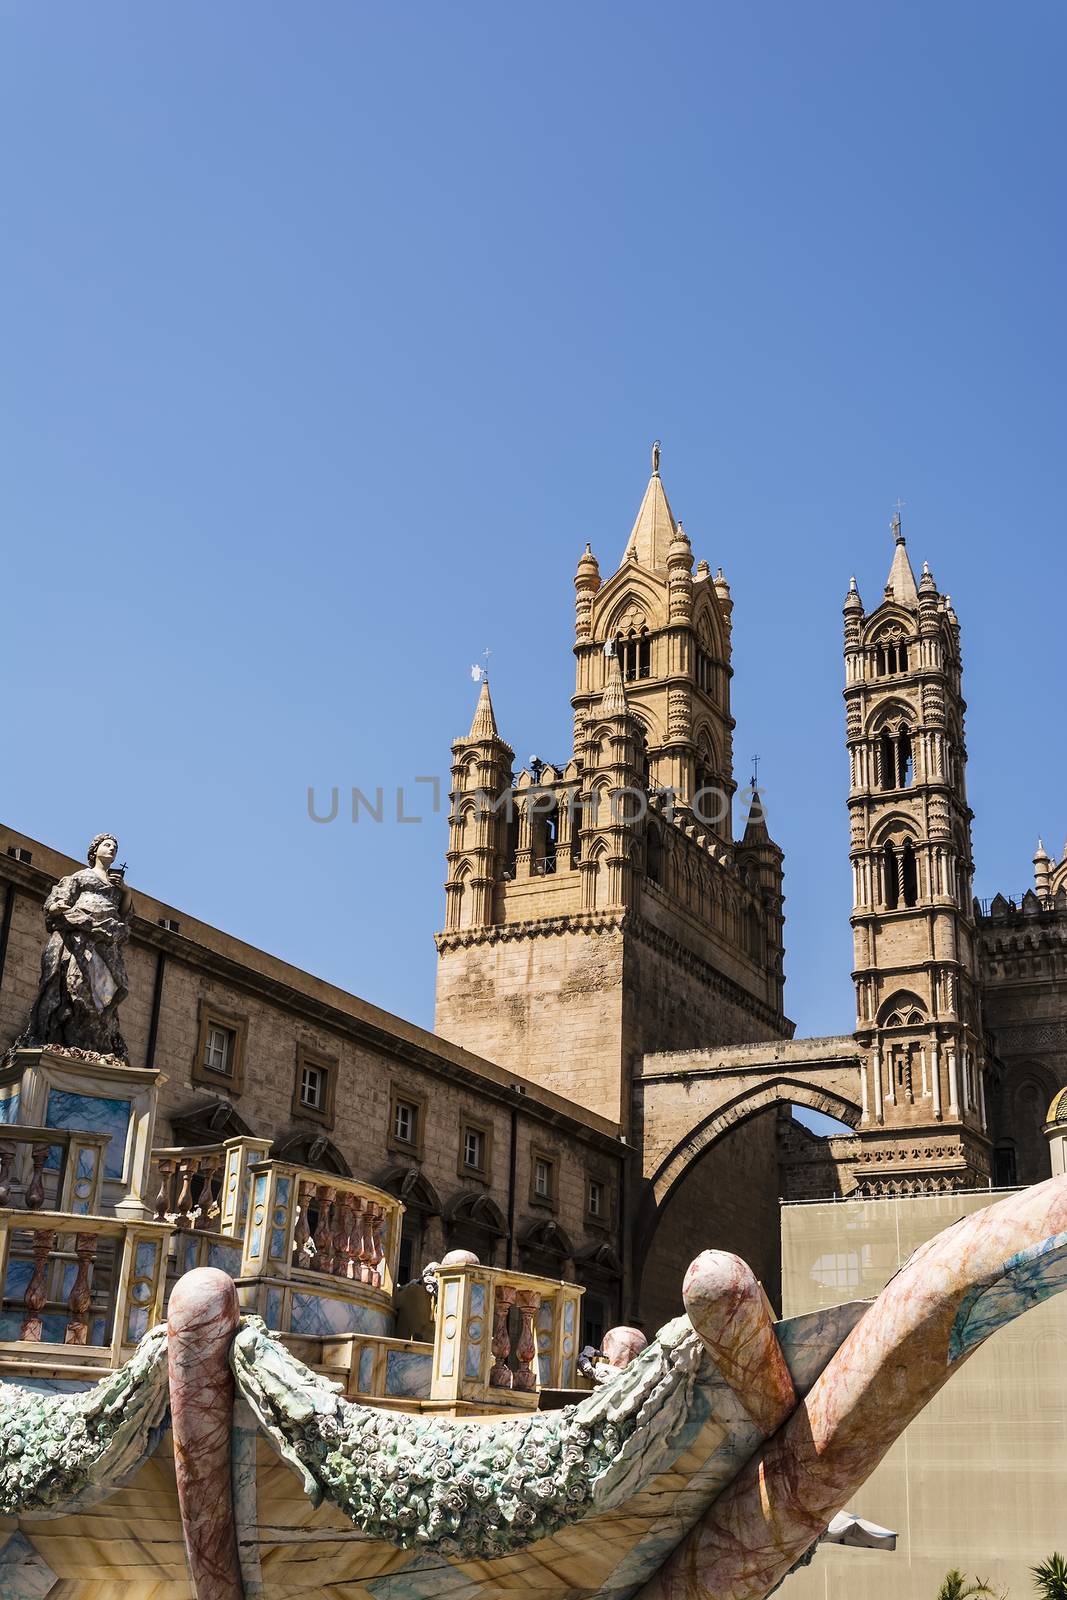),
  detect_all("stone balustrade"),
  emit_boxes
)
[0,1125,111,1218]
[430,1262,584,1412]
[150,1135,273,1239]
[235,1160,404,1339]
[0,1208,171,1367]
